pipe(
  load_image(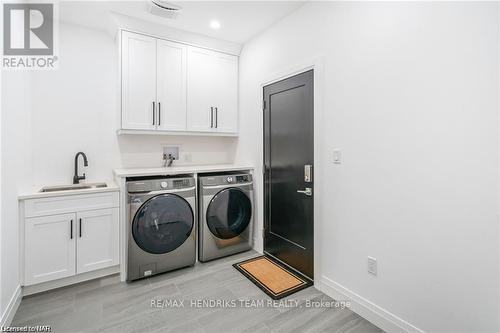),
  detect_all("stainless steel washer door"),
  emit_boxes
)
[132,194,194,254]
[206,188,252,239]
